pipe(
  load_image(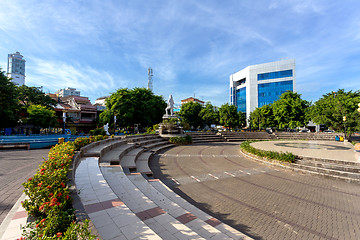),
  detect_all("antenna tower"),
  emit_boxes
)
[148,67,153,91]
